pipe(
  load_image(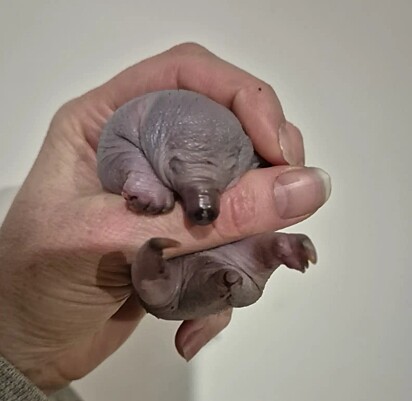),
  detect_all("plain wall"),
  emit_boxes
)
[1,1,411,400]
